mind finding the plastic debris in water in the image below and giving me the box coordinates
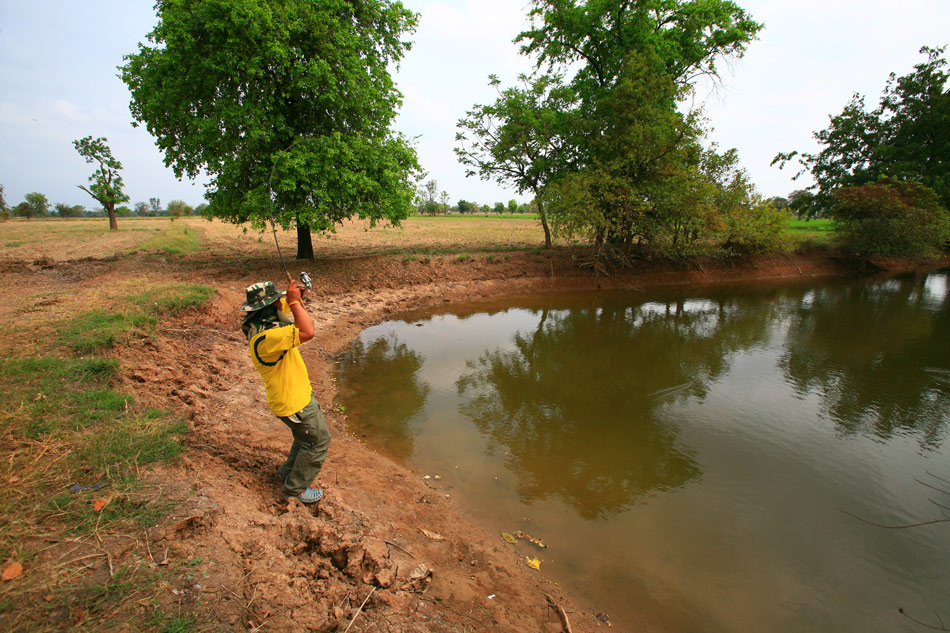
[514,530,548,549]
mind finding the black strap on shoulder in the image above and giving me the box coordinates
[253,333,287,367]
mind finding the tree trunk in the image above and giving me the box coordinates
[296,221,314,260]
[534,191,552,249]
[106,202,118,231]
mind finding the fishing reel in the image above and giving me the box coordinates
[299,271,313,292]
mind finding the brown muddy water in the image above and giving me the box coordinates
[336,270,950,633]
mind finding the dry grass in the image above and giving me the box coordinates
[0,215,554,263]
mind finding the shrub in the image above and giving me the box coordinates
[831,178,950,256]
[721,201,791,254]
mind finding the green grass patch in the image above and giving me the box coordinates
[60,284,213,352]
[456,254,471,262]
[139,223,203,254]
[785,218,836,246]
[0,353,188,548]
[61,310,156,352]
[128,283,215,315]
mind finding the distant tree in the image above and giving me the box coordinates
[786,189,821,220]
[55,202,85,217]
[116,205,133,217]
[774,46,950,213]
[134,201,150,216]
[767,196,789,210]
[507,199,519,214]
[195,202,209,216]
[480,204,491,213]
[167,199,194,218]
[22,192,50,218]
[439,190,451,214]
[148,197,162,216]
[14,202,33,218]
[0,184,7,219]
[416,179,441,215]
[493,202,505,214]
[457,199,475,214]
[121,0,420,259]
[73,136,129,230]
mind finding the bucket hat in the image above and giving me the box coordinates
[241,281,285,312]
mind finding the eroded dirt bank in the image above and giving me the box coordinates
[8,248,948,632]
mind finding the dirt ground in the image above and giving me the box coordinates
[2,217,946,632]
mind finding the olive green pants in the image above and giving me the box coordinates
[276,394,331,496]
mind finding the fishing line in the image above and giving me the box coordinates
[267,137,317,286]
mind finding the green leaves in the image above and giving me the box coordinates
[121,0,421,245]
[72,136,130,226]
[774,46,950,217]
[458,0,764,256]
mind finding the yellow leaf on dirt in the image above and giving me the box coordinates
[501,532,517,544]
[525,557,541,571]
[92,498,108,512]
[2,562,23,581]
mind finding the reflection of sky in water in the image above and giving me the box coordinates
[380,310,544,394]
[924,272,948,306]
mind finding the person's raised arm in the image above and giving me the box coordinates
[285,280,314,343]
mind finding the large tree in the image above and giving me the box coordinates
[121,0,420,259]
[773,46,949,217]
[73,136,130,230]
[456,73,577,248]
[456,0,763,256]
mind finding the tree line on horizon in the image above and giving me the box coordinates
[0,188,205,222]
[5,1,946,259]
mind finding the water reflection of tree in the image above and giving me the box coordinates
[455,295,780,519]
[781,273,950,448]
[336,334,429,461]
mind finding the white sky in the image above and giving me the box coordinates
[0,1,947,211]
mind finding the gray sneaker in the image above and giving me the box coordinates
[286,488,323,504]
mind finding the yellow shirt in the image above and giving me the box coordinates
[248,320,312,417]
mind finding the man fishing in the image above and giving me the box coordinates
[241,279,329,504]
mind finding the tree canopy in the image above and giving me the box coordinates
[774,46,949,218]
[121,0,420,258]
[73,136,129,230]
[22,192,50,218]
[457,0,771,258]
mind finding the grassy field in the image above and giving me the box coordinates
[785,218,836,247]
[1,214,840,264]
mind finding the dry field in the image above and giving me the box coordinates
[0,215,554,263]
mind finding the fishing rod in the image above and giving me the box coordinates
[267,138,314,292]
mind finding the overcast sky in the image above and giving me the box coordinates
[1,1,947,211]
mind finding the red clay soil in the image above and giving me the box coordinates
[6,248,948,632]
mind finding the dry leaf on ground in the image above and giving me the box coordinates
[92,498,108,512]
[420,528,444,541]
[2,562,24,581]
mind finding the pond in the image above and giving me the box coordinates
[335,271,950,633]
